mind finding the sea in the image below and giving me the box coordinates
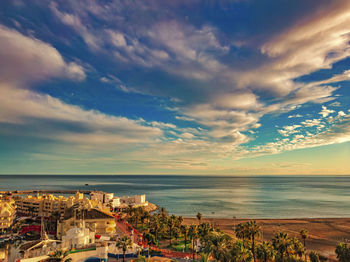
[1,175,350,219]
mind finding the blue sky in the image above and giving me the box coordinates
[0,0,350,175]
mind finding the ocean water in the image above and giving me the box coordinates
[1,175,350,219]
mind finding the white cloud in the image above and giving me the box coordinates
[278,125,301,137]
[301,119,321,127]
[288,114,303,118]
[338,111,346,117]
[319,106,335,117]
[0,25,85,84]
[0,24,163,149]
[329,101,341,107]
[50,2,101,50]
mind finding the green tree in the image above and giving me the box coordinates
[160,207,168,219]
[199,252,210,262]
[235,223,248,241]
[272,232,292,261]
[198,223,213,241]
[167,215,177,245]
[189,225,198,261]
[245,221,261,262]
[335,242,350,262]
[291,237,304,260]
[309,251,320,262]
[202,232,231,262]
[230,240,253,262]
[181,225,189,250]
[197,212,202,224]
[116,235,133,262]
[300,229,308,261]
[256,241,275,262]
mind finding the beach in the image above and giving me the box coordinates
[184,217,350,261]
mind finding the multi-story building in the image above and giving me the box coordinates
[119,194,147,207]
[15,192,101,219]
[0,198,16,232]
[57,207,116,239]
[90,191,147,209]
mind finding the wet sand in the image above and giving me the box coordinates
[184,217,350,261]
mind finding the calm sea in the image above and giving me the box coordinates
[1,175,350,219]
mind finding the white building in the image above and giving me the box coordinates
[62,222,95,249]
[90,191,114,205]
[120,194,147,207]
[90,191,147,209]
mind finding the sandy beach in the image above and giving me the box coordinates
[184,217,350,261]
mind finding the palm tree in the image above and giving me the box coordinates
[189,225,198,261]
[309,251,320,262]
[198,223,213,241]
[245,221,260,262]
[181,225,189,250]
[256,241,275,262]
[150,216,161,243]
[116,235,133,262]
[291,237,304,260]
[272,232,291,261]
[235,223,248,241]
[176,216,184,227]
[335,242,350,262]
[230,240,253,262]
[196,212,202,224]
[160,207,168,219]
[202,232,231,261]
[168,215,177,245]
[143,232,156,258]
[199,252,210,262]
[141,211,150,227]
[300,228,308,261]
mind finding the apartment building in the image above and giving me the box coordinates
[0,198,16,232]
[90,191,147,209]
[15,192,100,219]
[57,207,116,239]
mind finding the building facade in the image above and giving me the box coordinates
[15,192,100,219]
[0,198,16,232]
[57,208,116,239]
[90,191,147,209]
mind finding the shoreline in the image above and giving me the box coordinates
[183,217,350,261]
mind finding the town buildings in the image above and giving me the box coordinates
[57,207,116,239]
[90,191,147,209]
[0,197,16,232]
[15,192,102,219]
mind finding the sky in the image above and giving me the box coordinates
[0,0,350,175]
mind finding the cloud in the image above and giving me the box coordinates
[45,1,349,153]
[278,125,301,137]
[50,2,101,50]
[319,106,335,117]
[0,25,162,150]
[248,115,350,158]
[288,114,303,118]
[301,119,321,127]
[329,101,341,107]
[338,111,346,117]
[2,1,350,173]
[0,25,85,84]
